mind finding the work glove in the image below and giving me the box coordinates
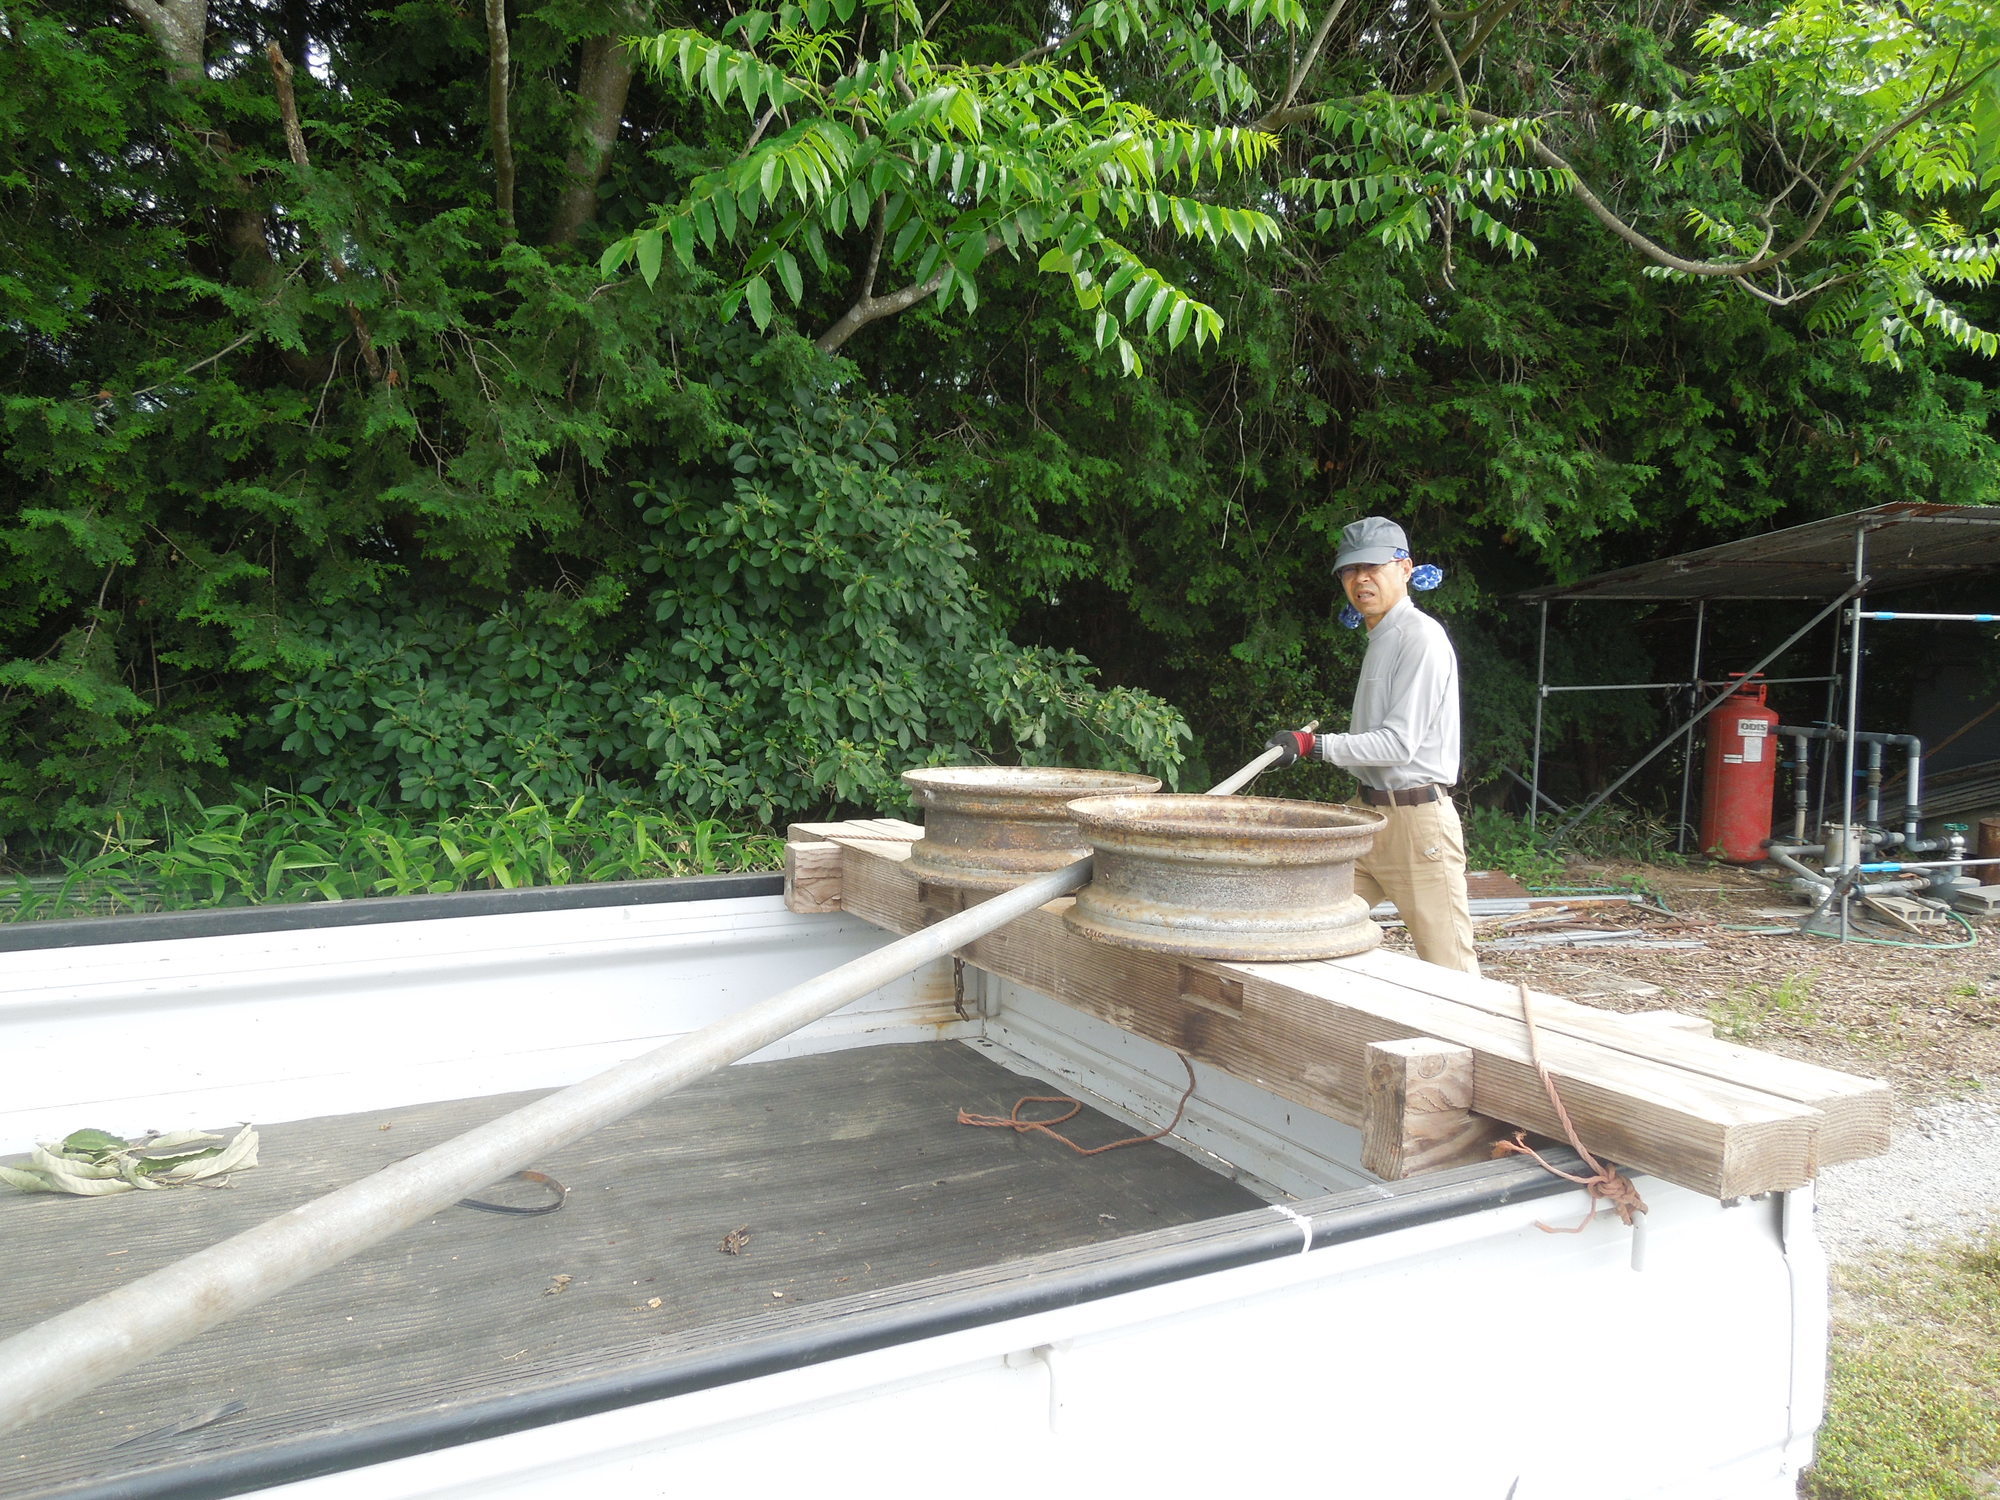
[1265,729,1315,768]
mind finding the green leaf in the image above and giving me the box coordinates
[776,249,804,304]
[668,215,696,271]
[60,1128,127,1156]
[636,228,665,288]
[744,275,775,329]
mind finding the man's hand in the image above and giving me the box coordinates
[1264,730,1314,768]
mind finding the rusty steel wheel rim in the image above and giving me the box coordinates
[901,766,1164,889]
[1061,793,1387,960]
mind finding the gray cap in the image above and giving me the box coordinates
[1333,516,1410,572]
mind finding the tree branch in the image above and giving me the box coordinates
[1426,0,1468,107]
[1257,0,1350,129]
[815,269,949,354]
[858,197,887,304]
[1462,57,1997,282]
[741,103,782,157]
[1449,0,1525,82]
[815,218,1001,356]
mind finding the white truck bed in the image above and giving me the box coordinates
[0,875,1826,1500]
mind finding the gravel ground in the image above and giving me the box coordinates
[1814,1095,2000,1260]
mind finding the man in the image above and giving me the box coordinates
[1265,516,1479,975]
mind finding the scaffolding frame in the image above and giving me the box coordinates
[1522,506,2000,873]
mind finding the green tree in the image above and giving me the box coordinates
[0,0,1192,843]
[4,0,1998,857]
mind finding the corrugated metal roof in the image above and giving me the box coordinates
[1521,502,2000,601]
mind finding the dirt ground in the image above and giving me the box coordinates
[1393,860,2000,1104]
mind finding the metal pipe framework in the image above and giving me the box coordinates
[1547,583,1867,845]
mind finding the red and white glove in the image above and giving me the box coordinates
[1264,729,1315,768]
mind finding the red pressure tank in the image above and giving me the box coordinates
[1698,675,1780,862]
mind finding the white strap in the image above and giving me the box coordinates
[1269,1202,1314,1253]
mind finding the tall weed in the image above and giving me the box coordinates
[2,790,784,922]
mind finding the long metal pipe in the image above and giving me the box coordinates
[1540,675,1833,694]
[1676,599,1707,856]
[1530,599,1548,832]
[1854,611,2000,623]
[1765,841,1927,899]
[1855,855,2000,873]
[1787,732,1812,841]
[1840,533,1867,939]
[1777,724,1924,850]
[0,746,1289,1435]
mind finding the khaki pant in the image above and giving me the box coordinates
[1347,796,1481,975]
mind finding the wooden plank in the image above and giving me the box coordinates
[1335,950,1891,1167]
[1360,1039,1510,1180]
[833,842,1829,1200]
[783,841,843,914]
[1623,1010,1714,1035]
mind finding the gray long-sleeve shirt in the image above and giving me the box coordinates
[1313,598,1460,791]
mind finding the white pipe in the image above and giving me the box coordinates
[1854,855,2000,872]
[1842,540,1866,939]
[0,750,1278,1434]
[1206,720,1315,797]
[1854,611,2000,622]
[1530,600,1547,832]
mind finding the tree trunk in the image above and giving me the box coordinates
[486,0,517,237]
[117,0,205,83]
[546,30,637,249]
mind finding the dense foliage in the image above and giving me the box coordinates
[3,0,1997,856]
[3,788,784,918]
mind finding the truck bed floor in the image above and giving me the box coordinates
[3,1040,1260,1497]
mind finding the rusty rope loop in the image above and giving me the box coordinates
[1492,982,1649,1232]
[958,1054,1199,1157]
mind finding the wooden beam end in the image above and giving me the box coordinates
[1362,1037,1511,1181]
[784,840,844,914]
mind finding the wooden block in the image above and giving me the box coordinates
[783,841,843,914]
[1255,957,1822,1199]
[1361,1038,1511,1181]
[1335,949,1891,1168]
[830,840,1841,1200]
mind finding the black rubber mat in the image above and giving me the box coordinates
[2,1041,1260,1497]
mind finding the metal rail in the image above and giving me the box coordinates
[1854,611,2000,623]
[0,749,1289,1434]
[1539,675,1834,695]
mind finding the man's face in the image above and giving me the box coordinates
[1338,557,1414,627]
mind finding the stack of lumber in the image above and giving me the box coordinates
[785,820,1891,1201]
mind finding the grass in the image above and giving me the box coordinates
[1463,803,1688,888]
[1,789,785,921]
[1708,971,1820,1041]
[1806,1237,2000,1499]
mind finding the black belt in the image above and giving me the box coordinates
[1360,784,1443,807]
